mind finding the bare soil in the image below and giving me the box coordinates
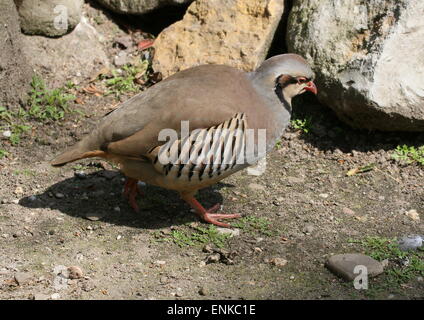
[0,2,423,300]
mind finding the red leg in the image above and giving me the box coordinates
[181,194,240,228]
[123,178,143,212]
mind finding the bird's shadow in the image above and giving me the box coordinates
[19,170,233,230]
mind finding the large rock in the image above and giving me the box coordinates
[94,0,193,15]
[0,0,33,110]
[153,0,285,78]
[287,0,424,131]
[21,16,110,87]
[16,0,83,37]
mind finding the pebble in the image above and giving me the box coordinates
[33,293,50,300]
[14,272,31,285]
[325,253,384,281]
[206,254,221,264]
[268,257,288,267]
[153,260,166,266]
[199,287,208,296]
[303,225,314,234]
[405,209,420,221]
[74,171,87,179]
[398,235,423,251]
[2,130,11,137]
[319,193,329,199]
[68,266,83,279]
[116,235,122,240]
[216,227,240,237]
[14,186,23,195]
[54,193,65,199]
[342,207,355,215]
[51,293,60,300]
[113,206,121,213]
[85,212,105,221]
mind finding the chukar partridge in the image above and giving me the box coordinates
[51,54,317,227]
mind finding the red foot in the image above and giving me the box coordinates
[182,196,240,228]
[123,178,143,212]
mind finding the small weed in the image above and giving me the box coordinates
[290,116,312,133]
[275,139,282,150]
[233,216,275,236]
[349,236,423,292]
[13,169,36,176]
[158,225,231,248]
[27,75,76,122]
[9,124,31,146]
[104,61,149,98]
[0,149,9,159]
[391,145,424,166]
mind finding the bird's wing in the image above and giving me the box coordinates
[51,65,264,166]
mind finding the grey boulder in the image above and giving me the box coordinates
[287,0,424,131]
[16,0,83,37]
[326,253,384,281]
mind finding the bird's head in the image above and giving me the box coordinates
[252,54,317,103]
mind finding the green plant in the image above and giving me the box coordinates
[290,116,312,133]
[27,75,76,121]
[104,61,149,98]
[157,224,232,248]
[0,149,9,159]
[349,236,423,286]
[233,216,275,236]
[9,124,31,145]
[392,145,424,166]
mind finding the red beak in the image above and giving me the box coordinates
[304,81,317,95]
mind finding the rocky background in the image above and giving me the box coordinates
[2,0,424,131]
[0,0,423,300]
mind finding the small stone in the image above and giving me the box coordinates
[206,254,220,264]
[342,207,355,215]
[116,235,122,240]
[198,261,206,268]
[153,260,166,266]
[68,266,83,279]
[398,235,423,251]
[326,253,384,281]
[55,193,65,199]
[405,209,420,221]
[216,227,240,237]
[14,272,31,285]
[74,171,87,179]
[14,186,24,195]
[268,257,288,267]
[198,287,208,296]
[289,275,295,280]
[113,206,121,213]
[303,225,314,234]
[85,212,105,221]
[319,193,329,199]
[51,293,60,300]
[253,247,263,253]
[33,293,50,300]
[3,130,11,137]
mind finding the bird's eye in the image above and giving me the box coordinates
[297,77,308,84]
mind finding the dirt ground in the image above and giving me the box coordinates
[0,3,423,300]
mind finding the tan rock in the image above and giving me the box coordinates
[153,0,285,78]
